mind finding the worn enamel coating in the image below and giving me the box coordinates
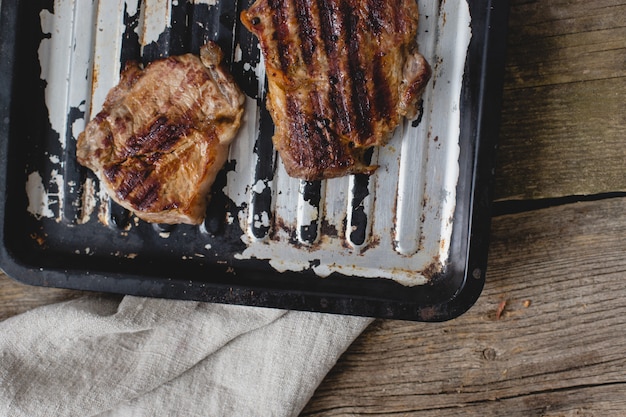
[29,0,471,286]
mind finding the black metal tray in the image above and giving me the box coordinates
[0,0,508,321]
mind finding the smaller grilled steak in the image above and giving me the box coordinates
[241,0,431,180]
[77,42,245,225]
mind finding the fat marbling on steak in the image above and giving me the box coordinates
[241,0,431,180]
[77,42,245,225]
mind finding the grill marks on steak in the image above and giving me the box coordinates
[77,42,245,225]
[242,0,431,180]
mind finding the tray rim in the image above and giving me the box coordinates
[0,0,509,322]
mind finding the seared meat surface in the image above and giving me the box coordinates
[77,42,245,225]
[241,0,431,180]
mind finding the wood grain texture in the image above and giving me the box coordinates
[0,270,95,321]
[494,0,626,200]
[300,2,626,412]
[302,196,626,416]
[1,0,625,415]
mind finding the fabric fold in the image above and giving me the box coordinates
[0,295,372,417]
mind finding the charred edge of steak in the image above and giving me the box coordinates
[243,0,410,139]
[366,0,387,34]
[283,92,375,180]
[303,0,404,141]
[267,0,293,73]
[372,52,393,122]
[122,116,193,158]
[343,1,373,143]
[242,0,428,180]
[293,0,317,66]
[103,158,158,209]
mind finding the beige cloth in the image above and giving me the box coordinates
[0,296,372,417]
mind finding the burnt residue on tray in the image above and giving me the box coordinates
[0,0,508,321]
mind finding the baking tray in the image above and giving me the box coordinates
[0,0,508,321]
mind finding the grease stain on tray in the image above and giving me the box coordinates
[30,0,471,287]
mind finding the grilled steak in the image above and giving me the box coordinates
[241,0,431,180]
[77,42,245,225]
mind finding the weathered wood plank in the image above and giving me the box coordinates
[304,384,626,417]
[302,196,626,416]
[0,271,96,321]
[1,1,624,416]
[496,77,626,200]
[494,0,626,200]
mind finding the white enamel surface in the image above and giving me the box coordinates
[34,0,472,286]
[26,171,55,219]
[140,0,172,50]
[233,0,472,285]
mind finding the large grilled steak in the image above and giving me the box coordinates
[77,42,245,225]
[241,0,431,180]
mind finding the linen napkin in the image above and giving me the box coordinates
[0,295,372,417]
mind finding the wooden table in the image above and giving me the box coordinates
[2,0,625,415]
